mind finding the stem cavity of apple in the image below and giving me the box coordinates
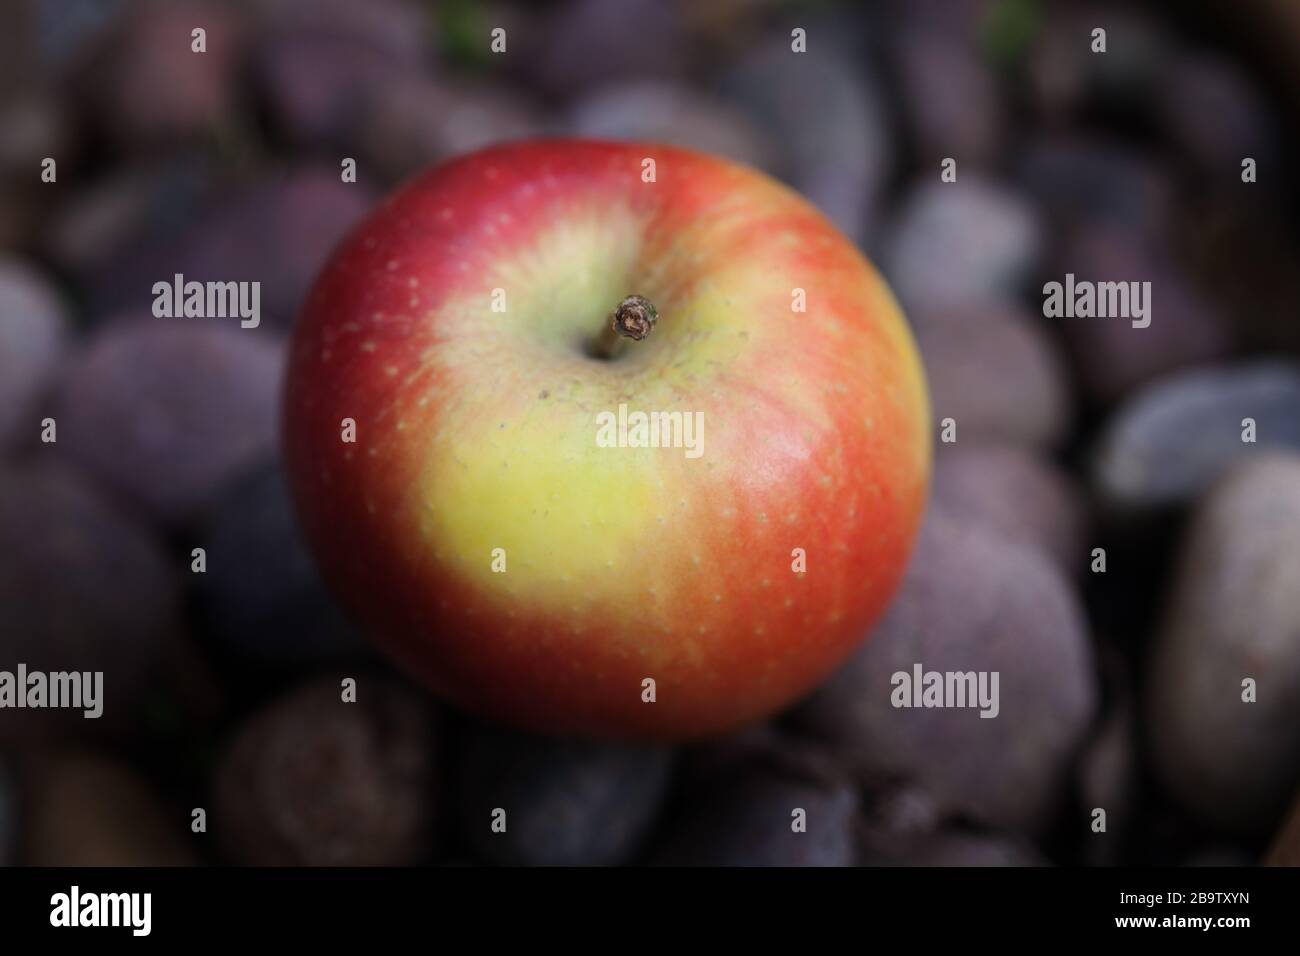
[588,294,659,361]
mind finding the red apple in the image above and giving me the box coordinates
[282,140,930,739]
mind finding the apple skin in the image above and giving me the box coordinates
[283,140,930,740]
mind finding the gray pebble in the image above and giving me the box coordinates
[455,722,672,866]
[1092,361,1300,514]
[1050,221,1232,404]
[0,257,69,450]
[90,167,375,328]
[74,1,242,147]
[796,507,1098,833]
[528,0,686,100]
[718,35,891,245]
[358,75,548,184]
[0,462,180,747]
[932,443,1087,574]
[54,318,284,526]
[1147,454,1300,834]
[201,460,370,667]
[912,303,1073,448]
[884,177,1042,311]
[567,81,776,172]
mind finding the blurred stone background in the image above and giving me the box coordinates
[1,0,1299,867]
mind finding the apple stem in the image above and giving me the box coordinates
[588,294,659,360]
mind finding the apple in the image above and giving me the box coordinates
[282,140,930,740]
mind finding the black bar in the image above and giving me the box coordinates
[0,866,1286,942]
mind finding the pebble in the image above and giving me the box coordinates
[453,722,672,866]
[1147,454,1300,834]
[215,677,436,865]
[0,461,180,747]
[1091,361,1300,515]
[73,0,242,148]
[88,167,375,329]
[567,81,775,172]
[911,302,1073,448]
[528,0,686,100]
[0,257,69,451]
[254,30,407,150]
[796,507,1098,833]
[883,177,1043,310]
[53,318,284,527]
[1050,220,1232,405]
[357,75,547,184]
[43,158,214,282]
[931,443,1087,574]
[200,461,370,667]
[718,35,891,245]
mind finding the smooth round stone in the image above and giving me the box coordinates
[200,460,370,667]
[43,160,213,282]
[883,177,1043,311]
[0,462,180,747]
[1147,454,1300,834]
[1092,361,1300,515]
[527,0,686,100]
[246,0,429,65]
[567,81,775,173]
[254,30,407,149]
[453,722,672,866]
[912,303,1073,448]
[796,507,1098,833]
[86,167,376,329]
[20,752,196,865]
[1050,221,1232,405]
[53,319,284,526]
[932,443,1087,574]
[718,35,891,245]
[74,0,242,147]
[0,257,69,450]
[357,75,548,184]
[215,676,436,865]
